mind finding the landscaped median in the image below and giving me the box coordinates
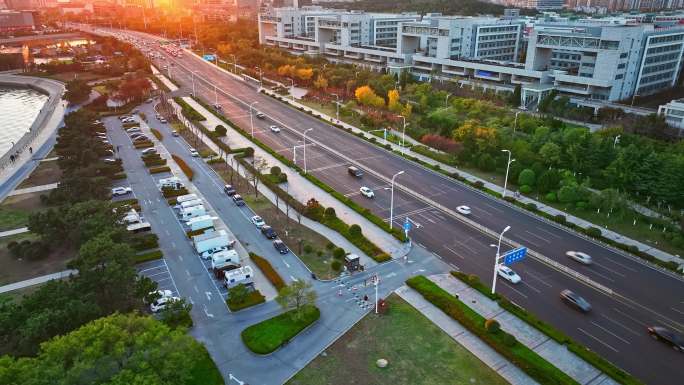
[450,271,644,385]
[406,275,579,385]
[241,305,320,354]
[250,252,285,290]
[171,154,195,180]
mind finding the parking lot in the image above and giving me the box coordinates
[136,258,180,297]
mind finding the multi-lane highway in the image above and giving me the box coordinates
[104,28,684,384]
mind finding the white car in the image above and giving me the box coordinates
[251,215,265,228]
[497,265,521,284]
[456,205,472,215]
[148,289,173,302]
[159,118,167,123]
[269,125,281,133]
[150,296,180,313]
[200,246,229,260]
[111,187,132,196]
[566,251,593,265]
[189,148,199,157]
[359,186,374,198]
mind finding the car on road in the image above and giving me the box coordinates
[200,246,229,260]
[647,326,684,352]
[251,215,265,228]
[232,194,245,206]
[172,130,179,137]
[255,112,265,119]
[260,225,277,239]
[213,104,222,110]
[348,166,363,178]
[189,148,199,157]
[560,289,592,312]
[566,251,592,265]
[112,187,132,196]
[456,205,471,215]
[273,239,289,254]
[223,184,236,196]
[159,118,167,123]
[269,125,281,133]
[497,265,521,284]
[150,295,181,313]
[359,186,374,198]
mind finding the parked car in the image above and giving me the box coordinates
[112,187,132,196]
[118,115,132,121]
[130,133,146,139]
[497,265,521,284]
[200,246,229,260]
[260,225,277,239]
[150,296,180,313]
[456,205,471,215]
[223,184,236,196]
[269,125,281,133]
[251,215,265,228]
[232,194,245,206]
[647,326,684,352]
[213,103,222,110]
[159,118,167,123]
[147,289,173,303]
[141,148,157,155]
[566,251,593,265]
[189,148,199,157]
[273,239,289,254]
[103,158,120,164]
[359,186,374,198]
[133,136,150,143]
[560,289,592,312]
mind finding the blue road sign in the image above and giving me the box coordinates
[403,217,412,232]
[503,247,527,265]
[203,54,216,61]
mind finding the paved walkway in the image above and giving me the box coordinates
[176,97,407,260]
[0,269,77,294]
[265,90,683,266]
[425,273,619,385]
[9,182,58,196]
[151,65,179,92]
[0,227,29,238]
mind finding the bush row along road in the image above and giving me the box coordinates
[98,27,684,384]
[106,101,441,384]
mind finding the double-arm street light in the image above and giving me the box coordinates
[255,66,263,87]
[331,93,340,121]
[303,128,314,174]
[490,225,511,295]
[249,101,259,137]
[389,170,405,229]
[190,70,199,96]
[501,149,515,198]
[397,115,408,153]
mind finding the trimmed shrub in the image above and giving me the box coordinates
[586,227,602,238]
[517,168,536,187]
[519,185,533,194]
[215,124,227,136]
[149,166,171,174]
[331,260,342,271]
[270,166,281,177]
[303,244,313,254]
[485,319,501,333]
[545,192,557,202]
[151,128,163,140]
[333,247,345,259]
[525,202,537,211]
[134,250,163,263]
[554,214,567,224]
[348,224,362,238]
[250,252,285,290]
[324,207,336,219]
[129,233,159,251]
[112,172,127,180]
[172,154,194,180]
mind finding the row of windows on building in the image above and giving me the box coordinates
[646,43,682,55]
[479,33,518,41]
[642,61,677,74]
[478,41,517,49]
[478,26,520,34]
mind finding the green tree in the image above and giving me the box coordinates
[215,124,227,136]
[0,314,206,385]
[539,142,562,167]
[63,79,92,104]
[227,283,250,305]
[517,168,536,187]
[276,280,317,320]
[159,298,193,329]
[537,169,561,194]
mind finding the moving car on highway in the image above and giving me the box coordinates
[456,205,471,215]
[560,289,592,312]
[497,265,521,284]
[270,125,281,133]
[566,251,593,265]
[647,326,684,352]
[359,186,374,198]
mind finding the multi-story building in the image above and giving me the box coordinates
[0,9,35,32]
[259,7,684,105]
[657,98,684,135]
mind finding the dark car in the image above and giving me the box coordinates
[261,225,277,239]
[560,289,591,312]
[648,326,684,352]
[232,194,245,206]
[224,184,236,196]
[348,166,363,178]
[273,239,288,254]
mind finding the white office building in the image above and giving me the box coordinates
[258,7,684,106]
[658,99,684,134]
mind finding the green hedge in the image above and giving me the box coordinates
[161,187,189,198]
[227,290,266,312]
[241,305,320,354]
[250,252,285,290]
[174,97,206,121]
[151,128,163,140]
[449,272,644,385]
[112,198,139,208]
[111,172,127,180]
[144,158,167,167]
[149,165,171,174]
[407,275,578,385]
[134,141,154,149]
[134,249,163,264]
[129,233,159,251]
[186,228,211,238]
[172,154,194,180]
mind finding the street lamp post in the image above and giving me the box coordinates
[491,225,511,295]
[303,128,314,174]
[214,85,218,106]
[230,54,237,73]
[255,66,263,87]
[288,78,295,99]
[613,134,621,148]
[501,149,515,199]
[445,93,451,107]
[513,111,521,132]
[331,93,340,121]
[190,70,199,96]
[389,170,405,229]
[398,115,408,153]
[249,101,259,137]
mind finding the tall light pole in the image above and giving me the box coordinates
[389,170,405,229]
[513,111,521,132]
[303,128,314,174]
[331,93,340,121]
[288,78,295,99]
[398,115,407,153]
[249,101,259,137]
[255,66,263,87]
[214,85,218,106]
[445,93,451,107]
[501,149,515,199]
[191,70,199,96]
[613,134,621,148]
[230,54,237,73]
[490,225,511,295]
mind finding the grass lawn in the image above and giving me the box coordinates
[16,159,62,189]
[227,289,266,312]
[0,232,74,286]
[188,345,224,385]
[242,305,320,354]
[288,294,509,385]
[210,162,343,279]
[0,191,51,231]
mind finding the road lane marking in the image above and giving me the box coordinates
[524,230,551,244]
[592,261,627,278]
[178,255,183,261]
[516,234,541,247]
[203,304,214,318]
[599,314,641,337]
[599,256,638,273]
[535,226,563,239]
[611,308,649,327]
[185,269,191,277]
[578,327,619,353]
[523,271,553,288]
[521,281,541,294]
[590,321,631,344]
[205,291,213,301]
[501,281,529,298]
[290,275,298,282]
[443,245,465,260]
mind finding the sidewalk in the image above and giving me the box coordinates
[0,227,29,238]
[0,269,77,294]
[177,97,407,260]
[8,182,58,196]
[426,273,619,385]
[264,90,683,266]
[150,65,179,92]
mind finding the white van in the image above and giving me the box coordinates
[177,199,203,211]
[174,194,198,205]
[180,205,206,221]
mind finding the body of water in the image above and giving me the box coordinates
[0,86,49,159]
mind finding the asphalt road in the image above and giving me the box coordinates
[95,29,684,384]
[106,101,443,384]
